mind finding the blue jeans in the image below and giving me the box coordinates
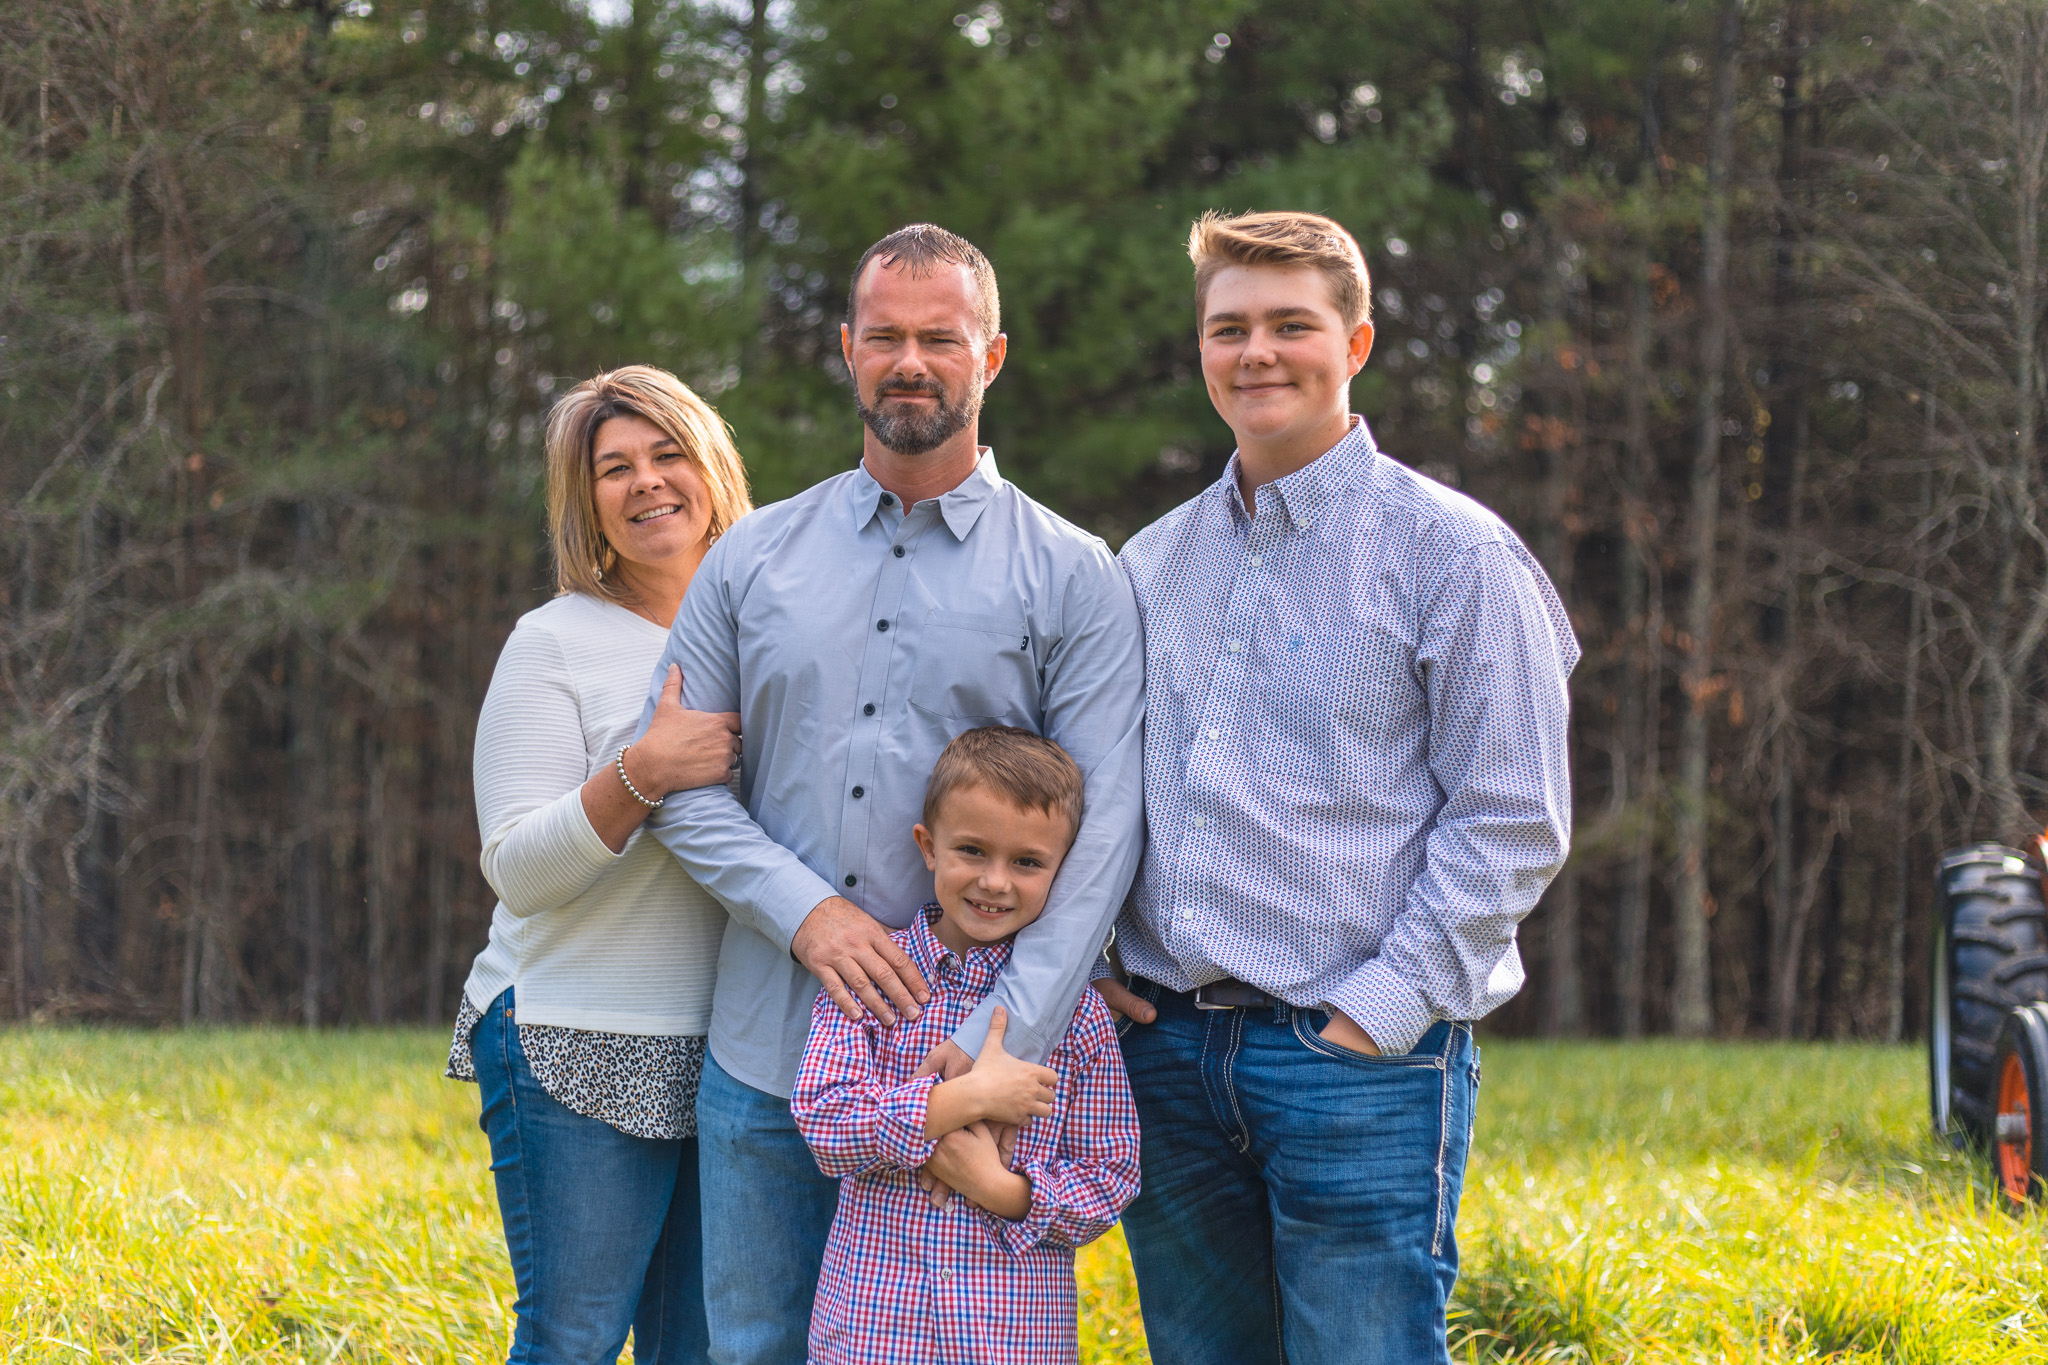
[694,1050,839,1365]
[472,989,709,1365]
[1117,982,1477,1365]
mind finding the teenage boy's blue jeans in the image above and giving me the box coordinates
[693,1051,839,1365]
[472,989,708,1365]
[1116,982,1478,1365]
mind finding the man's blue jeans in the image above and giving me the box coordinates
[694,1050,839,1365]
[1117,983,1477,1365]
[472,989,709,1365]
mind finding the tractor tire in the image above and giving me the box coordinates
[1934,844,2048,1144]
[1991,1003,2048,1208]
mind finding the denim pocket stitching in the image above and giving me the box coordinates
[1220,1010,1252,1153]
[1289,1011,1443,1067]
[1430,1025,1461,1257]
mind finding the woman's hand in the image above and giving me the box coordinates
[622,664,741,798]
[582,665,739,852]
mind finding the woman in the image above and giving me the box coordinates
[446,365,751,1364]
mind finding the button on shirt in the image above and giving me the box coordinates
[791,908,1141,1365]
[1115,418,1579,1056]
[642,451,1146,1097]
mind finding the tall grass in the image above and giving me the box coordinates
[0,1032,2039,1361]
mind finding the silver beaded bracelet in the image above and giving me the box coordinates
[615,746,663,809]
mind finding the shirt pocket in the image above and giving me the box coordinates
[1253,619,1414,778]
[908,610,1039,725]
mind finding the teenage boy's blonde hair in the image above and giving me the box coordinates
[544,365,752,607]
[923,726,1084,834]
[1188,210,1372,330]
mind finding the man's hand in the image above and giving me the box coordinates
[1093,977,1156,1024]
[1319,1008,1381,1056]
[792,897,929,1025]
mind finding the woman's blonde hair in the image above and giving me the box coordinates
[544,365,752,605]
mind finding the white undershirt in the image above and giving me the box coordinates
[459,591,724,1034]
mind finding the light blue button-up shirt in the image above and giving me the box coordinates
[1116,418,1579,1055]
[641,451,1146,1097]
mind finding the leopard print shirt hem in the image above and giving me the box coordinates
[446,992,705,1142]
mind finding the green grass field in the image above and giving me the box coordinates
[0,1031,2041,1363]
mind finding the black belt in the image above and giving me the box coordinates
[1191,977,1282,1011]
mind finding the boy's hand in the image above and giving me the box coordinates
[956,1008,1056,1126]
[915,1123,1017,1210]
[925,1121,1030,1221]
[912,1039,972,1081]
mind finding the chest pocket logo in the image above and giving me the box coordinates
[1254,620,1415,777]
[908,610,1038,725]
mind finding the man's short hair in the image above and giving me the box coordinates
[923,726,1084,834]
[1188,210,1372,330]
[847,223,1002,344]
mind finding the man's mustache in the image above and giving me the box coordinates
[875,378,946,399]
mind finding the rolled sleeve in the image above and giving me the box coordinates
[478,787,623,918]
[977,1155,1066,1255]
[872,1074,942,1170]
[1324,957,1437,1058]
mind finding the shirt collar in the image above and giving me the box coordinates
[906,903,1014,987]
[1219,415,1377,531]
[846,449,1003,541]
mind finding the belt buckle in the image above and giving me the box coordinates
[1193,984,1231,1011]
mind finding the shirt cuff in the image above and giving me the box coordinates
[1088,950,1115,982]
[484,787,624,917]
[976,1155,1059,1255]
[756,862,843,956]
[874,1074,942,1170]
[1326,957,1437,1058]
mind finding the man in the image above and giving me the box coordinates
[639,224,1144,1365]
[1100,210,1578,1363]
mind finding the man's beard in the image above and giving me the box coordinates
[854,375,981,456]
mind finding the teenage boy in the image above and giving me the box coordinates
[791,726,1141,1365]
[1100,211,1579,1364]
[638,224,1144,1365]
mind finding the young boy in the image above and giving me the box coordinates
[791,726,1141,1365]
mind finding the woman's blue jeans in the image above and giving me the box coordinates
[472,988,709,1365]
[1116,982,1477,1365]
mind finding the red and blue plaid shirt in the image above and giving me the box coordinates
[791,906,1141,1365]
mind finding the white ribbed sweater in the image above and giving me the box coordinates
[459,592,724,1035]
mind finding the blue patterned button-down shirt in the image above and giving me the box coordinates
[1115,418,1578,1056]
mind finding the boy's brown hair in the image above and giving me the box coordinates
[1187,210,1372,330]
[923,726,1084,834]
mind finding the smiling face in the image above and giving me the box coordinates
[913,782,1076,955]
[1199,263,1374,457]
[842,260,1005,457]
[589,412,715,580]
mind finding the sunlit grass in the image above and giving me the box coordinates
[0,1032,2041,1361]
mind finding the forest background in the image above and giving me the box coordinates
[3,0,2045,1042]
